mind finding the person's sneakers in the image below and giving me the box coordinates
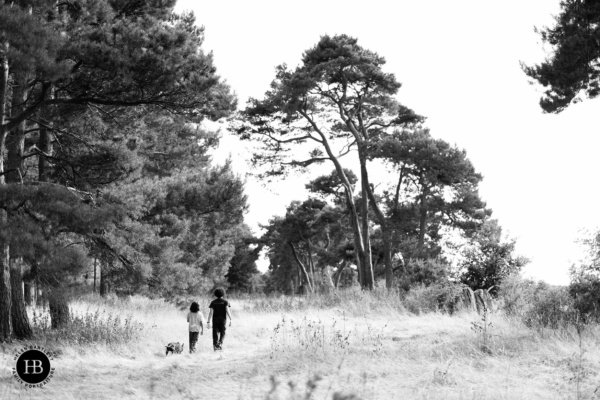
[213,343,222,351]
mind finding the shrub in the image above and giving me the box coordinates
[397,258,448,292]
[498,274,536,317]
[402,282,466,314]
[522,283,577,330]
[499,276,591,330]
[569,274,600,322]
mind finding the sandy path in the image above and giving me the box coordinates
[1,317,284,400]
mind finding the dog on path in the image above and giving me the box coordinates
[165,342,184,355]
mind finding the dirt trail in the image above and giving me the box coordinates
[1,325,280,399]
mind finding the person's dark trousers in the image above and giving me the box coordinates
[212,318,226,349]
[189,331,199,353]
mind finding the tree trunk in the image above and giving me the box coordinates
[93,257,97,293]
[288,242,313,293]
[35,281,41,306]
[10,260,32,339]
[0,238,11,341]
[360,155,396,290]
[322,100,374,290]
[100,263,110,297]
[48,290,69,329]
[333,261,347,288]
[289,276,296,296]
[359,160,374,289]
[6,73,28,183]
[382,229,394,290]
[296,258,302,293]
[34,86,52,319]
[306,239,316,288]
[100,277,108,297]
[346,194,363,286]
[6,74,33,339]
[302,119,367,288]
[0,40,12,342]
[323,266,335,289]
[23,280,33,306]
[346,198,366,288]
[417,185,429,256]
[38,83,53,182]
[36,283,46,309]
[23,281,32,306]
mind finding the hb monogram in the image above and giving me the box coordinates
[23,360,44,374]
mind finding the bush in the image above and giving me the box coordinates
[397,258,448,292]
[498,275,600,331]
[523,283,576,329]
[569,274,600,322]
[498,274,536,317]
[402,282,466,314]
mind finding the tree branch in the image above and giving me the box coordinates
[393,165,405,215]
[282,157,329,167]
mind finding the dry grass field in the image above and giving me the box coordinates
[1,289,600,399]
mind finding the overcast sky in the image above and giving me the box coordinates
[176,0,600,285]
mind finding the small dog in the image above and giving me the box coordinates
[165,342,184,355]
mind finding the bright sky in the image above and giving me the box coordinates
[176,0,600,285]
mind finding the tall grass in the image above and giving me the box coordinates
[24,293,178,353]
[3,283,600,399]
[237,282,469,317]
[31,308,144,347]
[268,314,386,359]
[237,285,407,315]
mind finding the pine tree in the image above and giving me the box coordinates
[237,35,423,289]
[522,0,600,113]
[373,129,490,259]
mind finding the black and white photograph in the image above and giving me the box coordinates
[1,0,600,398]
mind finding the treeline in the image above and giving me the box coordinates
[238,35,527,295]
[257,133,527,295]
[0,0,258,342]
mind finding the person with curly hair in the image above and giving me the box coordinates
[207,288,232,351]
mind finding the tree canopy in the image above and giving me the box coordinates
[0,0,245,341]
[523,0,600,113]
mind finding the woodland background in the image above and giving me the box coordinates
[0,0,599,351]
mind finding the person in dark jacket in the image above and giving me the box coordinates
[207,288,232,351]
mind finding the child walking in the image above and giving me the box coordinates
[187,301,204,353]
[207,288,232,351]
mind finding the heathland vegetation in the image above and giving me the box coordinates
[1,1,600,399]
[3,280,600,399]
